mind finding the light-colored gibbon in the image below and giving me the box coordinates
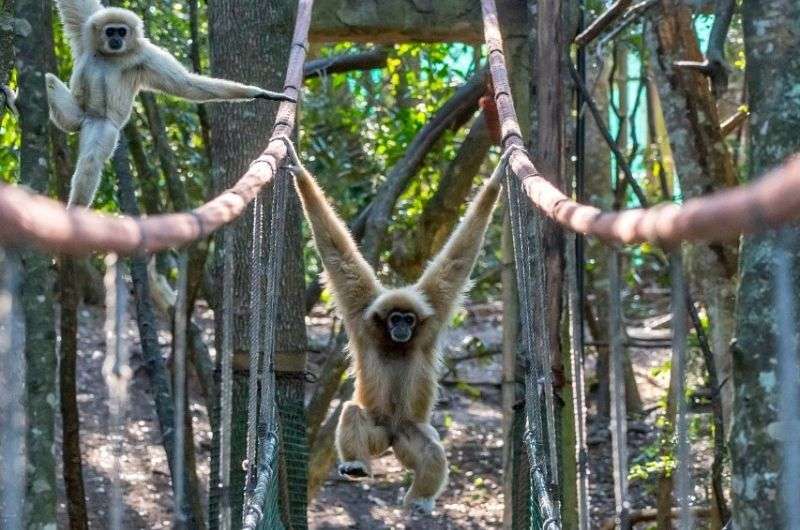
[49,0,295,207]
[280,136,515,513]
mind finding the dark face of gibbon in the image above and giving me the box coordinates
[376,310,418,346]
[98,23,132,55]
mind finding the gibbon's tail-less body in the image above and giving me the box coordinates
[49,0,295,207]
[280,137,515,513]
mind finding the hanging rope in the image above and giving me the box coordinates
[101,254,132,530]
[218,226,236,530]
[670,250,693,529]
[566,232,590,530]
[608,249,629,528]
[172,252,189,529]
[774,229,800,530]
[0,249,24,530]
[245,194,265,500]
[504,155,561,527]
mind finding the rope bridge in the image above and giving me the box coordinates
[3,0,800,528]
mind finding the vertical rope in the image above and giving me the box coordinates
[0,249,25,530]
[504,160,560,527]
[102,254,131,530]
[670,250,693,529]
[566,233,590,530]
[261,167,288,447]
[608,248,629,528]
[173,252,189,529]
[245,194,265,499]
[219,227,235,530]
[775,231,800,530]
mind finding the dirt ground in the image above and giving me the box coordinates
[55,295,715,529]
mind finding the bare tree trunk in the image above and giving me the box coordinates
[208,2,307,526]
[14,0,58,526]
[730,2,800,527]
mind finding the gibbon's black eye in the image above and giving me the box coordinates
[105,27,116,37]
[404,314,416,326]
[389,313,403,326]
[117,27,127,37]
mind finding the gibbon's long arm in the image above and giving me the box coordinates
[55,0,102,57]
[280,137,382,319]
[416,147,517,321]
[139,45,295,103]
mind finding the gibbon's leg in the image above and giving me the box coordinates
[68,118,120,207]
[335,401,391,478]
[45,73,83,133]
[392,422,448,513]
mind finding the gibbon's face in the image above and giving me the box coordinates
[383,310,418,345]
[98,23,132,54]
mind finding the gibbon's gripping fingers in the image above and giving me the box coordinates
[275,135,304,173]
[56,0,103,56]
[45,74,83,132]
[68,119,120,207]
[253,90,297,104]
[393,423,448,512]
[1,85,17,117]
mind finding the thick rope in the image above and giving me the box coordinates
[670,250,693,529]
[101,254,132,530]
[173,252,189,529]
[0,249,24,530]
[608,249,629,527]
[218,227,235,530]
[775,230,800,529]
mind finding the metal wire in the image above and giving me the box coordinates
[670,250,693,530]
[0,249,24,530]
[608,248,629,528]
[774,231,800,530]
[102,254,131,530]
[219,226,235,530]
[173,252,189,529]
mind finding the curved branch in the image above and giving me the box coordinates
[303,46,389,79]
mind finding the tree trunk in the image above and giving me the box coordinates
[730,2,800,527]
[14,0,58,526]
[207,1,307,527]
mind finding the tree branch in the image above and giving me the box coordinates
[360,68,486,264]
[304,47,390,79]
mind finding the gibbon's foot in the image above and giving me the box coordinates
[338,460,370,479]
[254,90,297,104]
[405,496,435,515]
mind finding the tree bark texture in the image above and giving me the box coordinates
[731,2,800,527]
[208,1,308,527]
[14,0,58,526]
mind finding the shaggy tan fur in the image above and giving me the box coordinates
[283,137,514,512]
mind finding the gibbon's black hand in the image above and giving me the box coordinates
[254,90,297,103]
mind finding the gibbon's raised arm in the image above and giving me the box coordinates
[280,137,381,319]
[416,147,516,321]
[139,45,294,103]
[56,0,103,57]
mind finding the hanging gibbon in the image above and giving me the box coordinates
[48,0,295,207]
[280,136,515,513]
